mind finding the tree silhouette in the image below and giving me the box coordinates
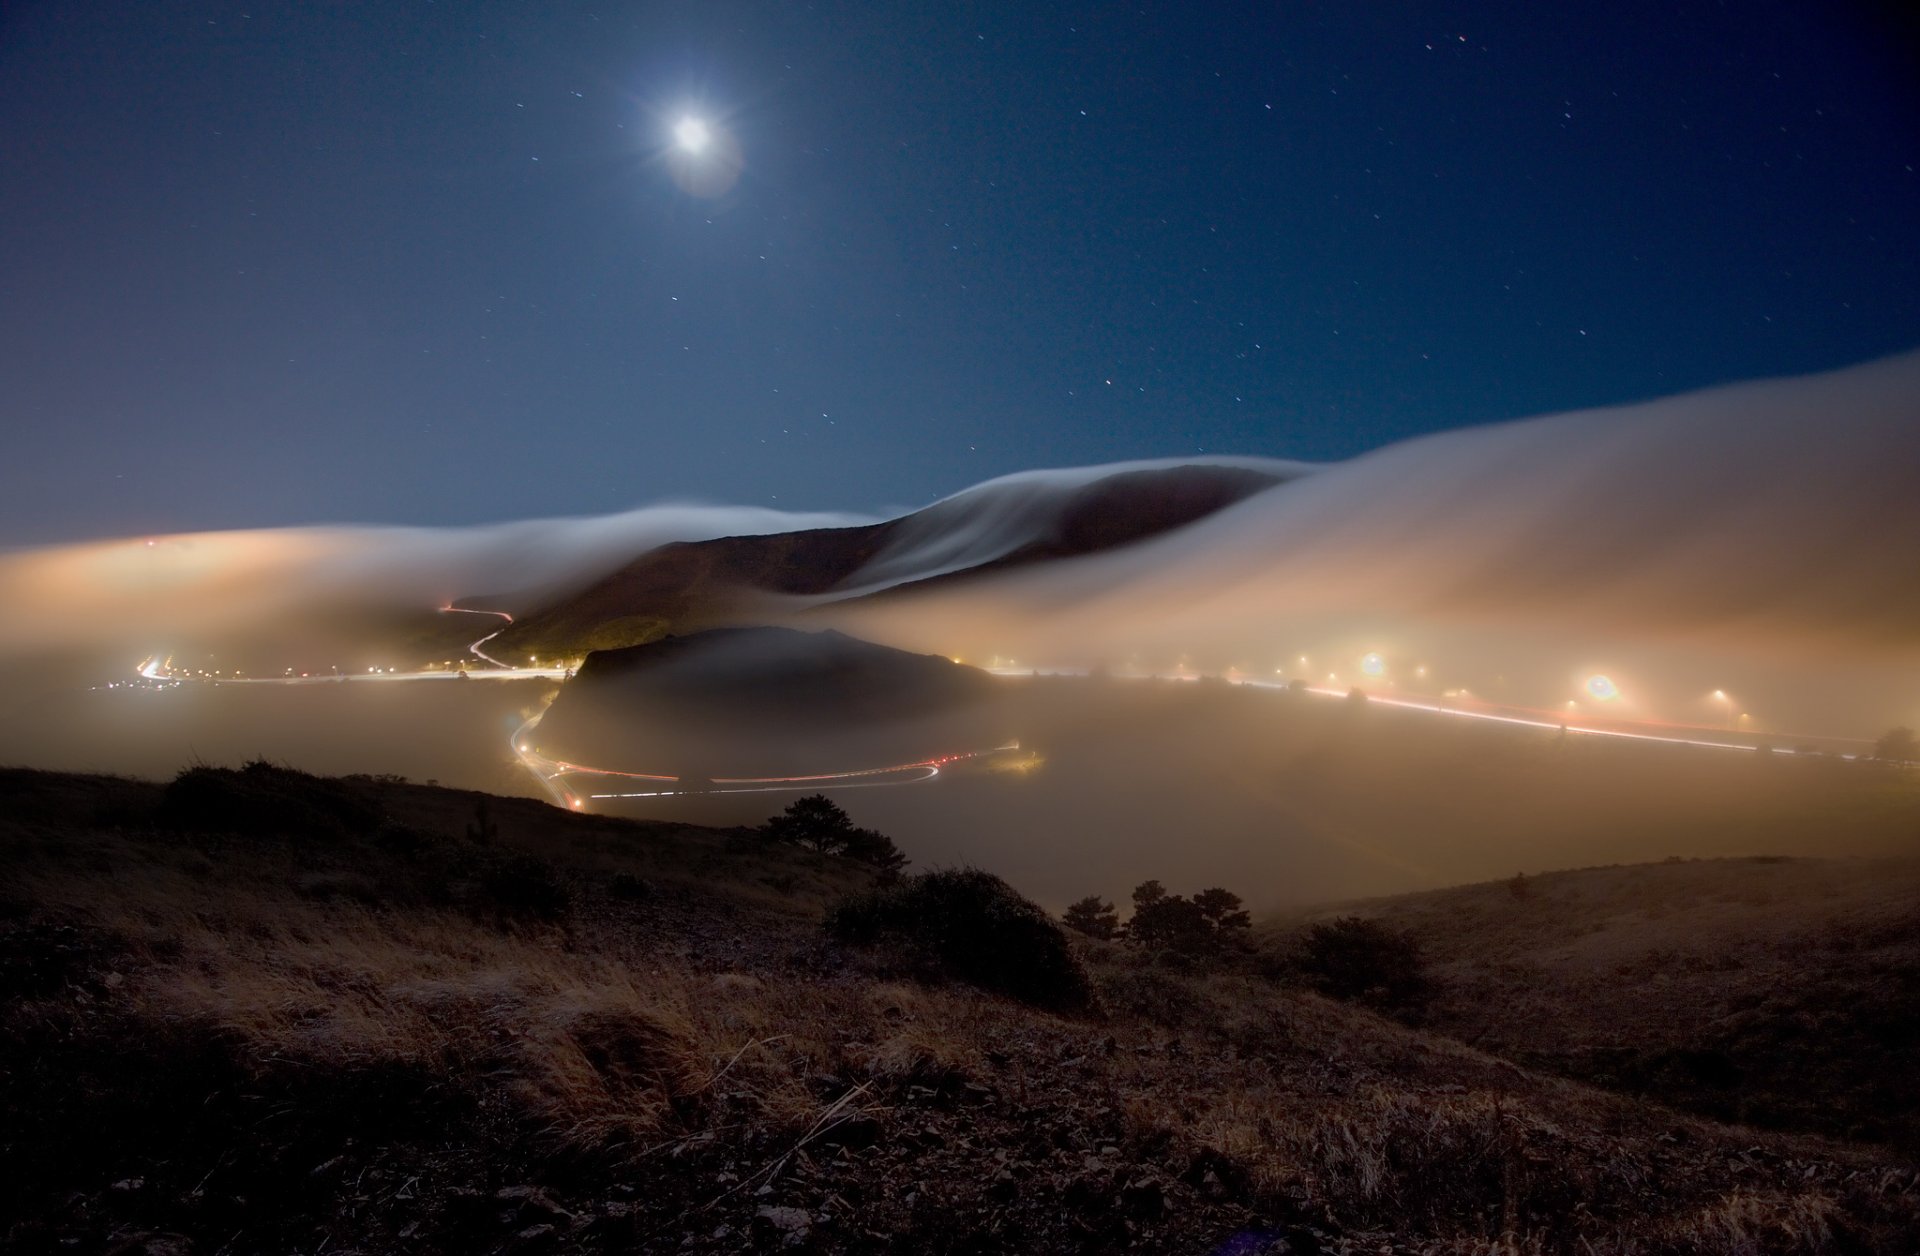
[763,794,907,873]
[1131,880,1168,911]
[841,825,908,876]
[1127,891,1210,949]
[1119,881,1254,952]
[1061,895,1119,940]
[764,794,856,853]
[1193,887,1251,932]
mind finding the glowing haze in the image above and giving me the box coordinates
[0,355,1916,741]
[815,354,1920,736]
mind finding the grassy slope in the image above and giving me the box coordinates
[3,766,1917,1255]
[1267,855,1920,1152]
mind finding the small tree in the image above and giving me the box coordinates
[1873,726,1918,763]
[764,795,906,873]
[842,826,908,876]
[764,794,857,854]
[1124,881,1247,953]
[1062,895,1120,940]
[1193,887,1251,933]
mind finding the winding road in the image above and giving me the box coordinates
[130,608,1885,814]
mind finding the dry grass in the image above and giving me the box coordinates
[1261,855,1920,1151]
[5,766,1918,1254]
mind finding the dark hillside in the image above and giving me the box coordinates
[3,766,1918,1252]
[1265,856,1920,1152]
[537,627,1009,778]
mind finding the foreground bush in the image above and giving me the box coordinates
[1292,916,1431,1011]
[159,760,381,841]
[827,868,1094,1013]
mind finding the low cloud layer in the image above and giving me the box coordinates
[813,353,1920,737]
[1,354,1915,741]
[0,504,872,658]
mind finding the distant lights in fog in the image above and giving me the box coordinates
[1586,674,1620,701]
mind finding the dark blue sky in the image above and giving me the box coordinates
[3,1,1916,543]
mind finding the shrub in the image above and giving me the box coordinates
[159,760,381,841]
[475,853,569,921]
[608,871,654,901]
[1294,916,1430,1011]
[827,868,1095,1013]
[1098,967,1206,1029]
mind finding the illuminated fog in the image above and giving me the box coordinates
[0,355,1915,904]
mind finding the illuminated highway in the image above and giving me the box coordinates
[985,665,1875,760]
[134,656,570,685]
[125,616,1893,817]
[504,708,1022,808]
[131,605,570,685]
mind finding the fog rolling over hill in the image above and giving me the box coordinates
[0,356,1914,910]
[2,357,1915,734]
[814,353,1920,736]
[484,459,1300,657]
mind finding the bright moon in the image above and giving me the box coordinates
[674,116,711,154]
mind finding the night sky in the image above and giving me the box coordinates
[3,2,1917,544]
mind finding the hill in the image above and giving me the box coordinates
[535,627,1010,779]
[4,764,1918,1253]
[1265,856,1920,1152]
[488,460,1296,658]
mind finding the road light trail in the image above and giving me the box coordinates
[506,712,1020,807]
[132,636,1889,817]
[987,665,1869,759]
[439,605,515,669]
[1228,678,1862,757]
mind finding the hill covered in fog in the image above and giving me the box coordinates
[486,459,1300,657]
[506,352,1920,734]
